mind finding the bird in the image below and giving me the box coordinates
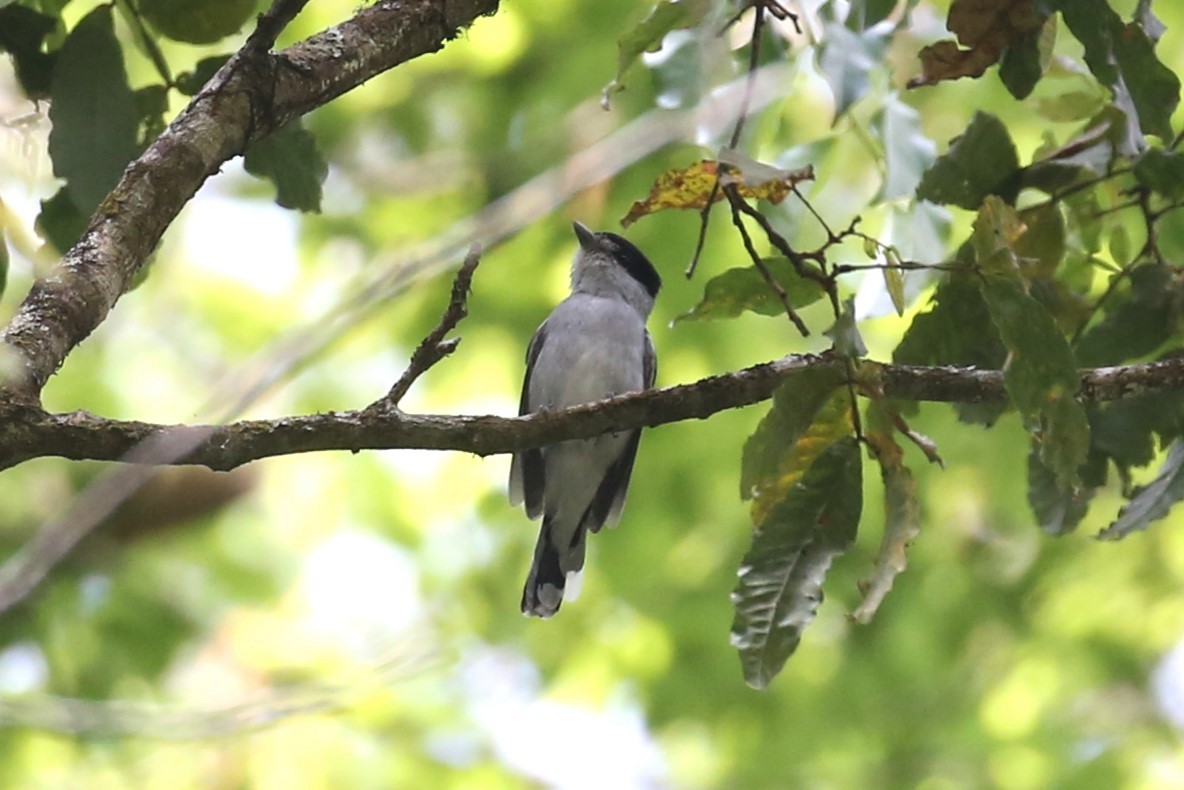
[508,221,661,617]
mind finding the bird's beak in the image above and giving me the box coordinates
[572,221,598,251]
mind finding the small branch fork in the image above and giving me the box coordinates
[244,0,311,53]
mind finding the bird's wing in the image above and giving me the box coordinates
[643,330,657,388]
[585,329,657,531]
[508,321,548,518]
[584,429,642,532]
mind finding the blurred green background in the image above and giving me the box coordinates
[0,0,1182,787]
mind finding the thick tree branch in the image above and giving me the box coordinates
[0,0,499,400]
[1,355,1182,472]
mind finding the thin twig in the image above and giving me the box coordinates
[379,246,482,406]
[793,185,841,241]
[831,261,968,275]
[720,0,799,34]
[685,181,721,279]
[117,0,175,88]
[245,0,312,53]
[728,194,828,284]
[723,187,811,336]
[885,408,944,467]
[687,4,767,279]
[833,306,864,442]
[729,6,765,150]
[1071,187,1158,344]
[1033,164,1135,211]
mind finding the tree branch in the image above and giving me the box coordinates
[2,355,1182,472]
[244,0,311,53]
[378,246,481,406]
[0,0,499,401]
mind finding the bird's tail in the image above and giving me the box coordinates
[521,518,585,618]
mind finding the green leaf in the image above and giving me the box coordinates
[1015,203,1065,275]
[877,95,936,201]
[894,272,1008,425]
[1099,440,1184,540]
[1108,224,1130,269]
[740,365,847,502]
[601,0,711,109]
[883,264,905,316]
[1013,203,1086,333]
[243,120,329,212]
[48,6,142,216]
[176,55,231,96]
[851,429,920,624]
[0,4,57,98]
[1103,21,1179,143]
[917,112,1021,209]
[980,271,1087,478]
[818,22,888,119]
[732,437,862,689]
[1133,149,1184,200]
[1089,402,1155,473]
[1021,116,1118,194]
[846,0,897,31]
[1058,0,1180,142]
[1134,0,1165,44]
[676,258,826,323]
[1040,390,1091,490]
[1035,90,1107,124]
[998,16,1054,100]
[1082,367,1184,491]
[824,296,867,358]
[889,200,950,264]
[973,200,1089,488]
[139,0,258,45]
[134,84,170,147]
[649,29,701,110]
[1027,446,1094,535]
[1075,265,1179,367]
[35,187,89,255]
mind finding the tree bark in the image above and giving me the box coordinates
[1,354,1181,472]
[0,0,500,400]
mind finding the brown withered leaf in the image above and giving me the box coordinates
[908,0,1047,88]
[621,159,814,227]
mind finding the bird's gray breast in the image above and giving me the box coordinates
[527,294,648,411]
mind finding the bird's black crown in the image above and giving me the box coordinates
[599,232,662,298]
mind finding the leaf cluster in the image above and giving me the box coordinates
[0,0,325,269]
[614,0,1184,686]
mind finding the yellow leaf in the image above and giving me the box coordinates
[883,266,905,316]
[621,159,814,227]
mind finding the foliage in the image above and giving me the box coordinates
[1,0,1184,786]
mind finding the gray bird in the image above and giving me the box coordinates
[509,221,661,617]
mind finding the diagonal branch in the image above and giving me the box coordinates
[244,0,311,53]
[379,246,481,406]
[0,0,500,401]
